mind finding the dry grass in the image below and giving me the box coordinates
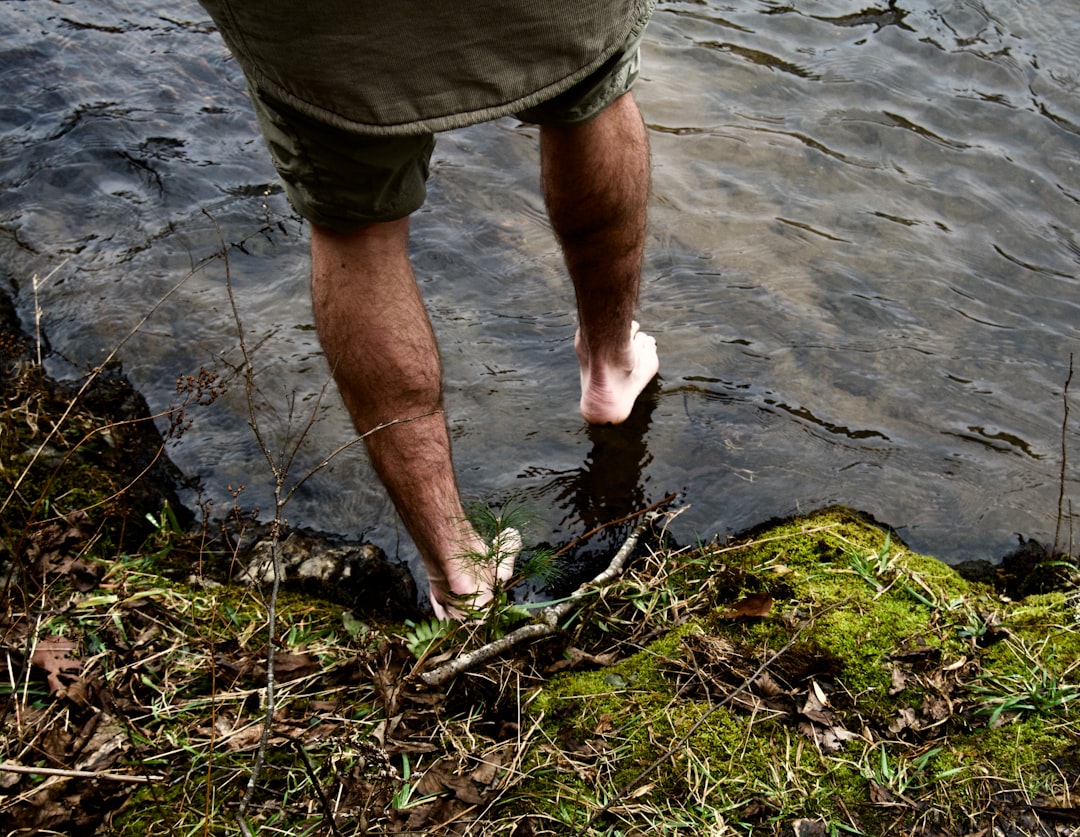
[3,282,1079,836]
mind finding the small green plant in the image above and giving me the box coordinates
[441,500,564,644]
[968,638,1080,726]
[970,669,1080,726]
[859,744,962,797]
[402,616,454,660]
[846,533,896,592]
[391,753,439,811]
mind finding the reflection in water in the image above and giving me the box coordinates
[519,382,660,593]
[1,0,1078,590]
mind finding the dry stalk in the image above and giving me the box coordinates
[1053,353,1074,560]
[31,260,67,367]
[201,215,442,825]
[0,762,163,783]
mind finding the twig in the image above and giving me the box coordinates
[212,213,278,824]
[420,514,654,687]
[555,492,679,556]
[1053,353,1073,560]
[202,213,443,824]
[289,738,345,837]
[572,599,845,836]
[2,262,195,515]
[0,762,163,784]
[31,259,68,367]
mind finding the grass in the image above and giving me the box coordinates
[3,286,1079,835]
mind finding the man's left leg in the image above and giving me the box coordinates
[309,217,513,617]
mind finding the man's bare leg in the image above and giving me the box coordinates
[540,91,660,425]
[309,217,513,617]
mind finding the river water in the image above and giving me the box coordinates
[3,0,1078,593]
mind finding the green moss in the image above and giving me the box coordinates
[511,508,1080,833]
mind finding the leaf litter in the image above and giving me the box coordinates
[3,301,1080,835]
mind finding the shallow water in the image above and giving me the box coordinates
[2,0,1078,594]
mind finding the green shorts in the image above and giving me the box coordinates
[247,30,644,231]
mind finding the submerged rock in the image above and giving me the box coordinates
[238,526,417,614]
[1,284,416,613]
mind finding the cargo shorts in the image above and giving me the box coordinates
[246,29,645,231]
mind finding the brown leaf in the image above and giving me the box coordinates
[752,670,785,697]
[920,694,952,723]
[416,765,483,805]
[792,820,827,837]
[721,592,773,620]
[269,652,319,682]
[469,747,512,786]
[869,780,894,805]
[888,666,907,695]
[30,636,82,694]
[888,707,918,734]
[593,713,614,736]
[545,647,619,673]
[800,680,831,723]
[511,817,538,837]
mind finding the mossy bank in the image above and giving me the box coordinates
[2,284,1078,836]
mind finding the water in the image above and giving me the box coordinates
[3,0,1078,593]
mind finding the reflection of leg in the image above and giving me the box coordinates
[540,91,659,426]
[309,218,512,617]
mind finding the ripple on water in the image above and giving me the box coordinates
[1,0,1077,583]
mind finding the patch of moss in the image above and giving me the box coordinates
[512,508,1079,833]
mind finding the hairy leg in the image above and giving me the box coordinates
[309,218,512,617]
[540,92,660,425]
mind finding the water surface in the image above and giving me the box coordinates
[2,0,1078,595]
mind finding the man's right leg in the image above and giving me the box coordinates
[539,92,659,425]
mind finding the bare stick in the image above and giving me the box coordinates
[1053,353,1074,560]
[202,214,446,823]
[555,492,678,556]
[31,259,68,367]
[290,738,345,837]
[420,516,652,687]
[0,762,163,783]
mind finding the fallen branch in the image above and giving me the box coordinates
[420,513,655,687]
[0,762,163,784]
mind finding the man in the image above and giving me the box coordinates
[197,0,661,617]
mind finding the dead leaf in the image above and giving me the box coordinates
[752,670,785,698]
[31,636,82,694]
[469,747,512,786]
[800,681,831,724]
[257,652,319,682]
[792,819,827,837]
[869,779,894,805]
[74,714,128,773]
[888,707,918,734]
[545,647,619,673]
[511,817,538,837]
[416,764,483,805]
[888,666,907,695]
[920,694,952,723]
[720,592,773,619]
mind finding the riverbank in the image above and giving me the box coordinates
[2,290,1078,835]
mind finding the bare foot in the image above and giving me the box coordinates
[576,321,659,425]
[428,528,521,620]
